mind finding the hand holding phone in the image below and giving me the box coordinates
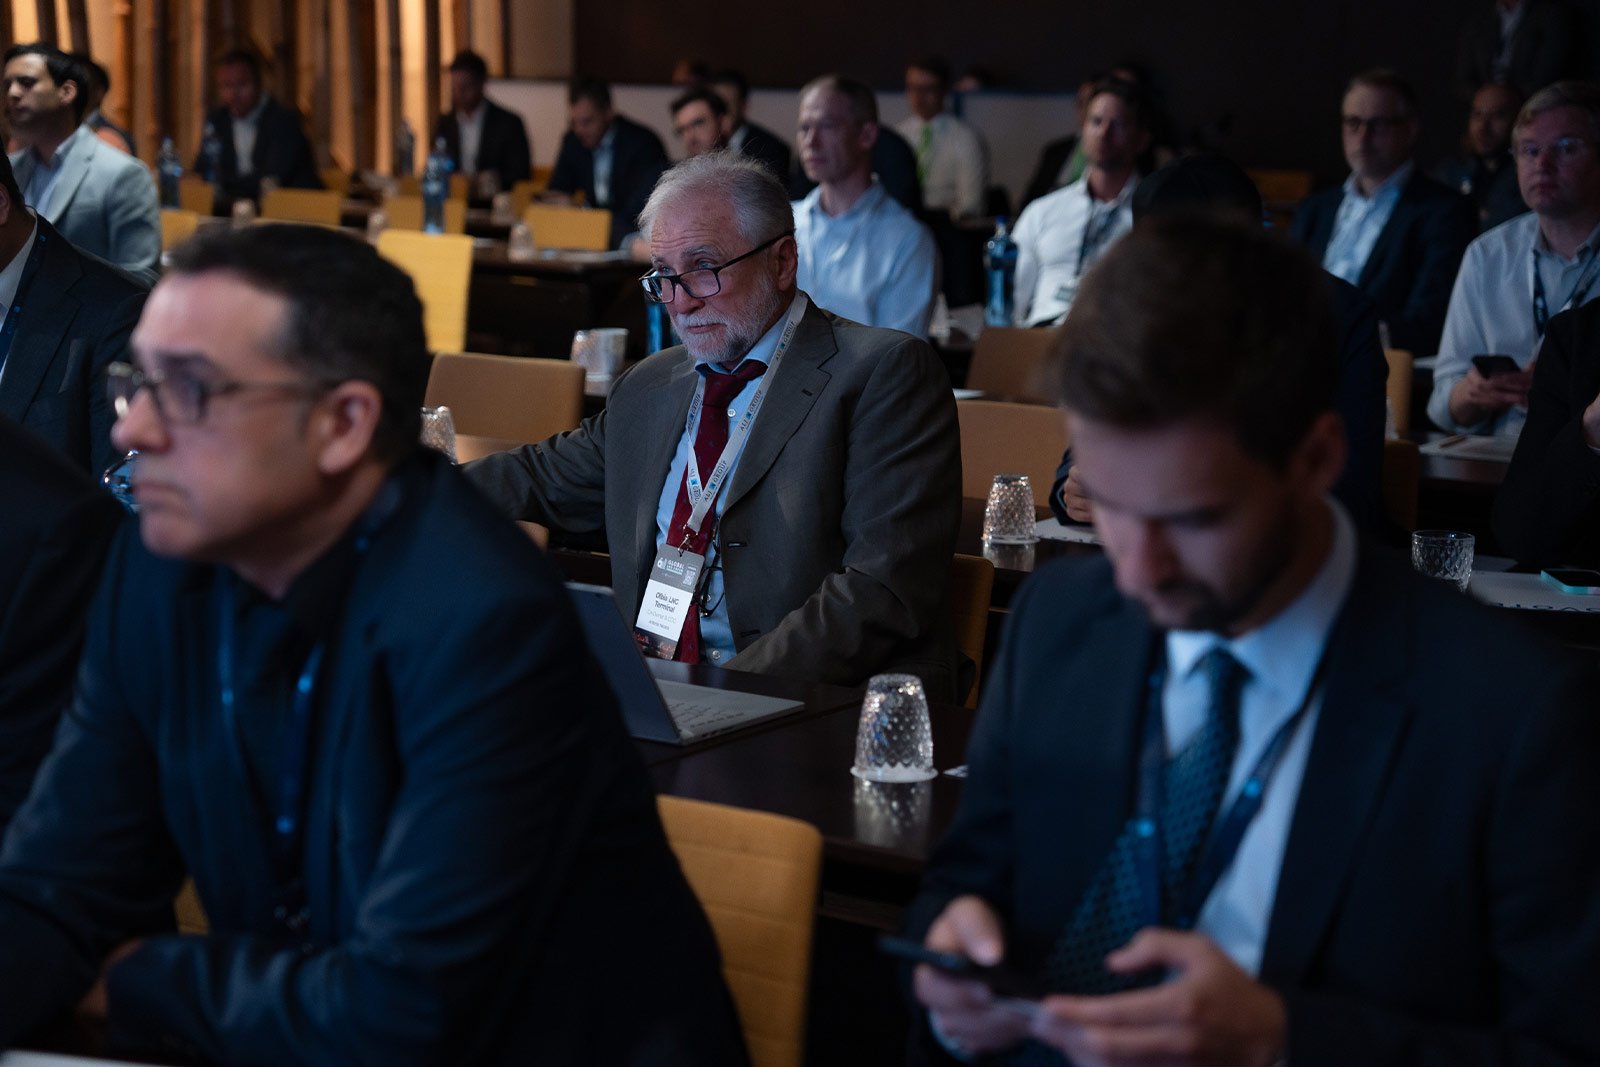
[1472,354,1522,378]
[880,934,1046,1000]
[902,897,1038,1057]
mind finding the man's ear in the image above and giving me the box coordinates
[309,381,385,475]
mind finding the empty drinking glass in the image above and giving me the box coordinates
[420,405,458,461]
[982,474,1039,545]
[852,673,936,782]
[1412,530,1474,593]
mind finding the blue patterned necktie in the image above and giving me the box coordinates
[1042,648,1248,996]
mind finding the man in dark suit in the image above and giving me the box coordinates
[1457,0,1579,101]
[1292,69,1475,354]
[708,68,793,179]
[0,151,148,476]
[0,415,121,832]
[196,49,322,203]
[1494,297,1600,566]
[546,77,670,247]
[0,225,747,1065]
[909,217,1600,1065]
[432,49,531,195]
[466,153,961,698]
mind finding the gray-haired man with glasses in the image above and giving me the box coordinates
[466,151,963,698]
[1430,81,1600,438]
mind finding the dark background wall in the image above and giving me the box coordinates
[575,0,1600,186]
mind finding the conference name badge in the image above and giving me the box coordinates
[633,546,705,660]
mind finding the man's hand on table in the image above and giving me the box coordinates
[1059,467,1095,524]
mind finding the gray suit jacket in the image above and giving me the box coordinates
[11,125,160,276]
[465,299,963,696]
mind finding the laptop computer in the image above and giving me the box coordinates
[566,582,804,744]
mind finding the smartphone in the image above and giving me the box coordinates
[878,934,1047,1000]
[1540,568,1600,595]
[1472,354,1522,378]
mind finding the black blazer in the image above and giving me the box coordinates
[1020,134,1078,214]
[432,99,532,188]
[197,96,323,201]
[1456,0,1578,100]
[1494,299,1600,566]
[733,119,792,179]
[907,548,1600,1064]
[548,114,669,246]
[0,219,149,476]
[1291,171,1475,354]
[0,415,121,833]
[0,454,748,1065]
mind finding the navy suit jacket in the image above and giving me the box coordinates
[433,99,532,188]
[1291,171,1475,355]
[198,96,323,202]
[548,114,669,246]
[0,416,120,834]
[0,453,747,1065]
[0,218,148,476]
[907,550,1600,1064]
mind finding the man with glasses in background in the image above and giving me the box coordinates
[466,152,962,699]
[1430,82,1600,439]
[0,224,747,1065]
[1293,69,1475,355]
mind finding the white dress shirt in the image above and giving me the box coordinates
[1428,213,1600,436]
[895,112,988,218]
[455,104,486,176]
[1011,173,1137,325]
[231,95,270,177]
[792,181,938,337]
[1322,162,1412,285]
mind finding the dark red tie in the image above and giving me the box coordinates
[667,361,767,663]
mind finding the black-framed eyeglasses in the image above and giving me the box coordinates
[1515,136,1590,164]
[639,232,791,303]
[106,361,330,425]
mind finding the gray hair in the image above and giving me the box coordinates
[636,151,793,247]
[1515,80,1600,141]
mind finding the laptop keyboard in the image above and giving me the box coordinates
[665,693,747,738]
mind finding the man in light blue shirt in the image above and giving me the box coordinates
[791,75,937,338]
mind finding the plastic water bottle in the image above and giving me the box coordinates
[199,122,223,185]
[422,137,449,234]
[394,119,416,178]
[157,137,183,208]
[983,217,1019,327]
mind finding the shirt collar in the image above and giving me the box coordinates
[1535,218,1600,262]
[0,214,39,313]
[1341,160,1413,203]
[694,291,802,371]
[1166,498,1357,707]
[31,122,89,171]
[804,178,886,223]
[1082,171,1140,208]
[237,94,270,127]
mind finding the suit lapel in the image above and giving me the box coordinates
[39,134,93,226]
[1259,548,1413,987]
[721,303,831,512]
[628,358,699,597]
[0,228,77,422]
[1356,176,1416,291]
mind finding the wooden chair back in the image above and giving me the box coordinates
[383,194,468,234]
[160,208,202,250]
[259,187,344,227]
[1381,438,1420,534]
[176,176,213,214]
[424,351,585,444]
[957,399,1070,508]
[1384,347,1412,437]
[523,203,613,251]
[948,553,996,709]
[966,326,1063,403]
[376,230,475,353]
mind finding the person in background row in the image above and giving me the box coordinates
[908,215,1600,1067]
[196,48,322,205]
[0,136,148,477]
[4,42,158,275]
[706,68,793,180]
[466,153,962,698]
[1433,80,1529,231]
[1429,81,1600,438]
[70,53,134,156]
[1012,78,1148,326]
[546,77,670,249]
[432,49,531,196]
[672,87,731,158]
[792,75,938,337]
[1457,0,1579,102]
[0,224,748,1065]
[898,56,988,220]
[1292,68,1475,355]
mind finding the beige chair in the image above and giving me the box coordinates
[1382,438,1420,534]
[177,176,213,215]
[1384,347,1413,437]
[508,179,540,218]
[523,203,613,251]
[260,187,344,227]
[376,230,475,353]
[160,208,202,250]
[392,173,470,200]
[957,399,1070,508]
[1246,168,1313,203]
[423,351,585,444]
[948,553,996,709]
[657,796,822,1067]
[965,326,1063,404]
[319,166,351,195]
[383,194,467,234]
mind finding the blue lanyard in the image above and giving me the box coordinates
[1532,246,1599,337]
[1130,645,1331,931]
[0,225,49,374]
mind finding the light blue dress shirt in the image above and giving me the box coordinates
[593,126,616,207]
[792,181,937,337]
[650,294,799,664]
[1322,162,1413,286]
